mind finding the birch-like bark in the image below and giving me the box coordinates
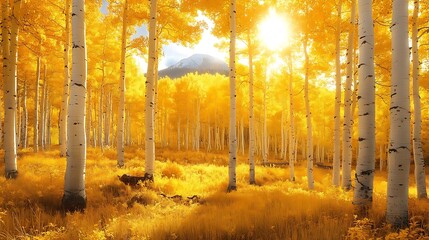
[411,0,426,199]
[288,53,295,181]
[353,0,376,208]
[144,0,157,180]
[40,65,47,150]
[341,0,355,191]
[117,0,128,166]
[387,0,411,227]
[86,86,91,146]
[104,91,111,146]
[332,0,342,187]
[248,31,256,184]
[227,0,237,192]
[262,77,268,164]
[177,117,181,151]
[1,0,9,150]
[34,56,41,152]
[195,98,200,151]
[21,79,28,148]
[62,0,87,211]
[60,0,71,157]
[303,35,314,189]
[4,0,22,178]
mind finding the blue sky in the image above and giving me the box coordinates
[100,0,226,70]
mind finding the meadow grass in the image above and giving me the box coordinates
[0,147,428,239]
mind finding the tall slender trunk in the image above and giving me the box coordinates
[86,86,92,146]
[353,0,376,210]
[62,0,87,211]
[248,31,255,184]
[186,114,189,150]
[40,65,47,150]
[411,0,426,199]
[263,77,268,164]
[332,0,342,187]
[303,35,314,189]
[105,90,111,146]
[117,0,128,165]
[21,79,27,148]
[60,0,71,157]
[227,0,237,192]
[4,0,22,178]
[0,0,9,150]
[288,52,295,181]
[341,0,355,190]
[144,0,157,180]
[34,56,40,152]
[177,116,181,151]
[387,0,411,227]
[195,98,200,151]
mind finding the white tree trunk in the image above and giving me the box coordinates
[248,36,255,184]
[60,0,71,157]
[0,0,9,150]
[341,0,355,191]
[303,36,314,189]
[4,0,21,178]
[186,115,189,150]
[63,0,87,211]
[387,0,411,227]
[117,0,128,167]
[21,79,28,148]
[40,66,47,150]
[177,117,181,151]
[86,86,92,146]
[195,98,200,151]
[227,0,237,192]
[144,0,157,180]
[105,91,111,146]
[34,56,41,152]
[332,0,342,187]
[263,78,268,164]
[353,0,376,208]
[288,53,295,181]
[411,0,426,199]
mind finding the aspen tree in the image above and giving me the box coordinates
[387,0,411,227]
[60,0,71,157]
[353,0,376,210]
[117,0,128,167]
[144,0,157,181]
[411,0,427,199]
[62,0,88,211]
[342,0,356,190]
[227,0,237,192]
[332,0,342,187]
[303,35,314,189]
[4,0,22,178]
[248,31,256,184]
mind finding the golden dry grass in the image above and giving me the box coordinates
[0,147,428,239]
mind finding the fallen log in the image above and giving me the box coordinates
[314,162,333,169]
[118,173,153,186]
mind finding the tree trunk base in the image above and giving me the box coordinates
[249,180,257,185]
[119,173,153,186]
[5,170,18,179]
[227,185,237,192]
[61,194,86,212]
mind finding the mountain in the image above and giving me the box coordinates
[158,54,229,79]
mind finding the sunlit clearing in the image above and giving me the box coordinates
[258,8,290,50]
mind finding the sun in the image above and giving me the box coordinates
[258,8,290,51]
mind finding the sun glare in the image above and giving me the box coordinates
[258,8,290,51]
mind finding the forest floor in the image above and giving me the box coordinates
[1,147,429,239]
